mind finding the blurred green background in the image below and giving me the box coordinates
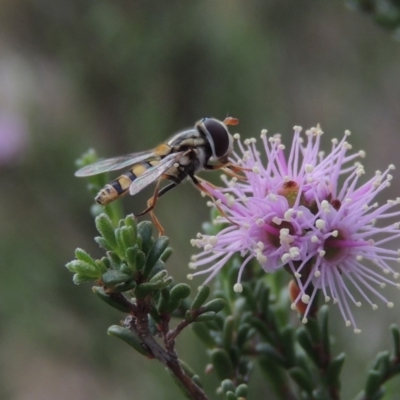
[1,1,400,399]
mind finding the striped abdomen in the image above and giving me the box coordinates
[95,161,159,205]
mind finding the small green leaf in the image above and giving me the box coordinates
[157,288,170,314]
[115,228,127,256]
[190,285,211,310]
[160,246,173,262]
[167,283,191,313]
[296,326,318,366]
[210,349,234,380]
[288,366,314,393]
[192,322,217,348]
[149,269,168,283]
[195,311,216,322]
[102,270,132,286]
[365,369,383,397]
[304,317,320,344]
[75,248,96,266]
[113,279,137,293]
[235,384,248,397]
[143,236,169,277]
[120,225,136,249]
[256,343,286,367]
[72,273,93,285]
[135,250,146,273]
[108,325,150,357]
[220,379,235,394]
[92,286,131,312]
[318,305,330,359]
[95,236,113,251]
[126,246,139,271]
[94,259,108,273]
[137,221,154,253]
[203,298,226,313]
[280,325,295,367]
[326,352,346,387]
[226,391,237,400]
[375,351,390,377]
[95,214,118,250]
[66,260,100,278]
[135,281,167,299]
[107,251,121,268]
[222,316,234,350]
[391,324,400,358]
[124,214,137,236]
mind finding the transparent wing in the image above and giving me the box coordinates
[75,150,156,177]
[129,152,184,195]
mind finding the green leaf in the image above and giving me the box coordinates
[135,250,146,273]
[190,285,211,310]
[95,214,118,250]
[236,323,251,350]
[288,366,314,393]
[143,236,169,278]
[222,316,234,350]
[280,325,295,367]
[108,325,150,357]
[195,311,216,322]
[192,322,217,348]
[391,324,400,358]
[137,221,154,253]
[66,260,100,279]
[92,286,131,312]
[220,379,235,394]
[75,248,96,266]
[102,270,132,286]
[318,305,330,359]
[203,298,226,313]
[160,246,173,262]
[72,273,93,285]
[365,369,383,398]
[225,391,237,400]
[296,326,318,366]
[235,384,248,397]
[167,283,191,313]
[326,352,346,387]
[107,251,121,268]
[135,280,170,299]
[210,349,234,380]
[157,288,170,314]
[120,225,136,249]
[149,269,168,283]
[256,343,286,367]
[94,236,113,251]
[126,246,139,271]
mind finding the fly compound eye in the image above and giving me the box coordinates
[201,118,233,159]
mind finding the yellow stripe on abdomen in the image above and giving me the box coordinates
[95,161,159,205]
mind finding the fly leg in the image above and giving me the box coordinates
[204,162,248,181]
[189,175,238,226]
[136,177,179,236]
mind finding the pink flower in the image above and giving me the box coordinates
[188,126,400,332]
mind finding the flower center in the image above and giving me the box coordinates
[278,180,299,207]
[323,230,348,262]
[264,221,295,248]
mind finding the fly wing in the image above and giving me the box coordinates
[129,152,184,195]
[75,150,157,177]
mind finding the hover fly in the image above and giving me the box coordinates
[75,117,240,234]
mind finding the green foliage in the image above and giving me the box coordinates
[66,211,400,399]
